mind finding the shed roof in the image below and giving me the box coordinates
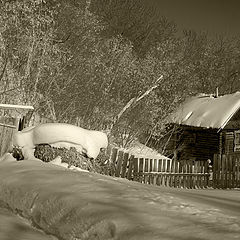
[170,92,240,131]
[0,104,34,110]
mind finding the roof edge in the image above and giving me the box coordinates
[217,99,240,132]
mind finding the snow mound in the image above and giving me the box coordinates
[13,123,108,160]
[126,141,170,159]
[0,153,16,163]
[49,156,89,172]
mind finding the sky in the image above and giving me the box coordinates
[150,0,240,37]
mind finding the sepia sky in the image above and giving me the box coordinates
[150,0,240,37]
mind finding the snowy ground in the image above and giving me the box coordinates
[0,160,239,240]
[0,204,57,240]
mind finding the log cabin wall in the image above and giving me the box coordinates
[175,126,219,162]
[143,125,220,162]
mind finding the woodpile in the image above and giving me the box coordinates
[12,145,113,174]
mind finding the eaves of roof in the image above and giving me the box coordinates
[170,92,240,132]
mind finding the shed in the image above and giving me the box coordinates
[0,104,34,156]
[166,92,240,162]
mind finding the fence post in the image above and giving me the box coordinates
[225,155,229,189]
[230,154,235,189]
[175,161,180,188]
[144,158,149,184]
[188,160,193,189]
[213,154,217,189]
[204,160,210,188]
[121,152,129,178]
[126,155,134,180]
[115,150,124,177]
[133,157,139,182]
[139,158,144,183]
[221,154,226,189]
[233,155,238,188]
[157,159,163,186]
[153,159,158,185]
[228,155,233,189]
[237,156,240,188]
[169,159,174,187]
[149,159,153,184]
[110,148,118,176]
[166,159,171,187]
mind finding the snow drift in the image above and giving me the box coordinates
[13,123,108,159]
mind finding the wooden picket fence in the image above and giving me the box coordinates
[213,153,240,189]
[109,148,210,189]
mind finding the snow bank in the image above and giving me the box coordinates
[127,141,170,160]
[13,123,108,159]
[0,161,116,240]
[0,160,239,240]
[0,206,56,240]
[0,153,16,162]
[49,156,89,172]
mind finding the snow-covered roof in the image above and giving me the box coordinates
[0,104,34,110]
[170,92,240,130]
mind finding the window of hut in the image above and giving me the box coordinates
[234,130,240,152]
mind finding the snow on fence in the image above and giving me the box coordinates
[109,147,210,189]
[213,153,240,189]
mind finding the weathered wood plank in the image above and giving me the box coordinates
[157,159,163,185]
[230,155,234,189]
[133,158,139,182]
[176,161,180,188]
[236,156,240,188]
[115,150,124,177]
[213,154,218,189]
[126,155,134,180]
[144,158,149,184]
[121,152,129,178]
[204,161,209,188]
[153,159,158,172]
[138,158,144,183]
[221,155,226,189]
[189,160,193,189]
[110,148,118,176]
[149,159,153,172]
[166,160,171,187]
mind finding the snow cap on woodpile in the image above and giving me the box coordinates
[170,91,240,130]
[13,123,108,159]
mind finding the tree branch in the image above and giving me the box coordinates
[53,34,71,45]
[112,75,163,129]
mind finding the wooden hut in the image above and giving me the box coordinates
[164,92,240,162]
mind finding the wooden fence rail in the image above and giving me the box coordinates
[109,148,210,189]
